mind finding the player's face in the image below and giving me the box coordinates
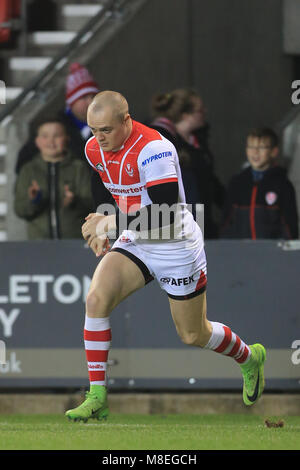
[88,107,131,152]
[246,137,278,171]
[35,123,68,158]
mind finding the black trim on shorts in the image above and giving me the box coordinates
[167,285,207,301]
[110,247,154,285]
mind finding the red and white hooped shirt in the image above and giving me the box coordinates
[85,119,196,239]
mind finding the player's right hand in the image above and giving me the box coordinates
[82,213,107,242]
[88,234,111,257]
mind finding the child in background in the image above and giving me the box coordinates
[14,117,93,239]
[221,127,298,239]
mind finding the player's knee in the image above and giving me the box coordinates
[86,289,111,316]
[179,330,209,348]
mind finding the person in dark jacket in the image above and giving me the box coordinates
[15,63,113,210]
[14,118,93,239]
[221,128,298,239]
[150,89,226,239]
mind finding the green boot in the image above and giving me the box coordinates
[240,343,266,406]
[65,386,109,423]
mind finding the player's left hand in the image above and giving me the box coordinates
[82,213,116,256]
[89,235,111,257]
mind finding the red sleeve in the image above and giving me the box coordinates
[84,137,99,172]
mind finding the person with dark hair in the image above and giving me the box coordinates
[221,127,298,239]
[14,118,93,239]
[150,89,226,239]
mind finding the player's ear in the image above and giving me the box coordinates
[124,113,131,123]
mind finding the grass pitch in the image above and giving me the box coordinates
[0,414,299,450]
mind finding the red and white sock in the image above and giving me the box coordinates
[205,321,251,365]
[84,316,111,386]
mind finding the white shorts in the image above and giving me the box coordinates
[111,224,207,300]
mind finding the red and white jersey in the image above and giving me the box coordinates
[85,120,186,213]
[85,120,198,242]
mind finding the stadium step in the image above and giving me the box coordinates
[0,202,8,217]
[29,31,76,46]
[8,56,52,87]
[5,87,23,102]
[59,3,104,32]
[27,31,77,56]
[0,174,7,186]
[0,230,7,241]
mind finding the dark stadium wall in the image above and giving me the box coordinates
[84,0,293,185]
[190,0,294,184]
[87,0,191,120]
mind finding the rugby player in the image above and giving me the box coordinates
[65,91,266,422]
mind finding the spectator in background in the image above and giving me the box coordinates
[0,0,21,45]
[150,89,226,238]
[16,63,99,173]
[15,63,113,209]
[14,117,93,240]
[220,127,298,239]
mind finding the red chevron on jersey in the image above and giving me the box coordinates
[85,120,182,213]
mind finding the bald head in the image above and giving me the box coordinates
[88,91,129,123]
[87,90,132,152]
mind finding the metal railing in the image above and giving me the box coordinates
[0,0,124,124]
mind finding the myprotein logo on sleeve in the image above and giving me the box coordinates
[142,151,172,166]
